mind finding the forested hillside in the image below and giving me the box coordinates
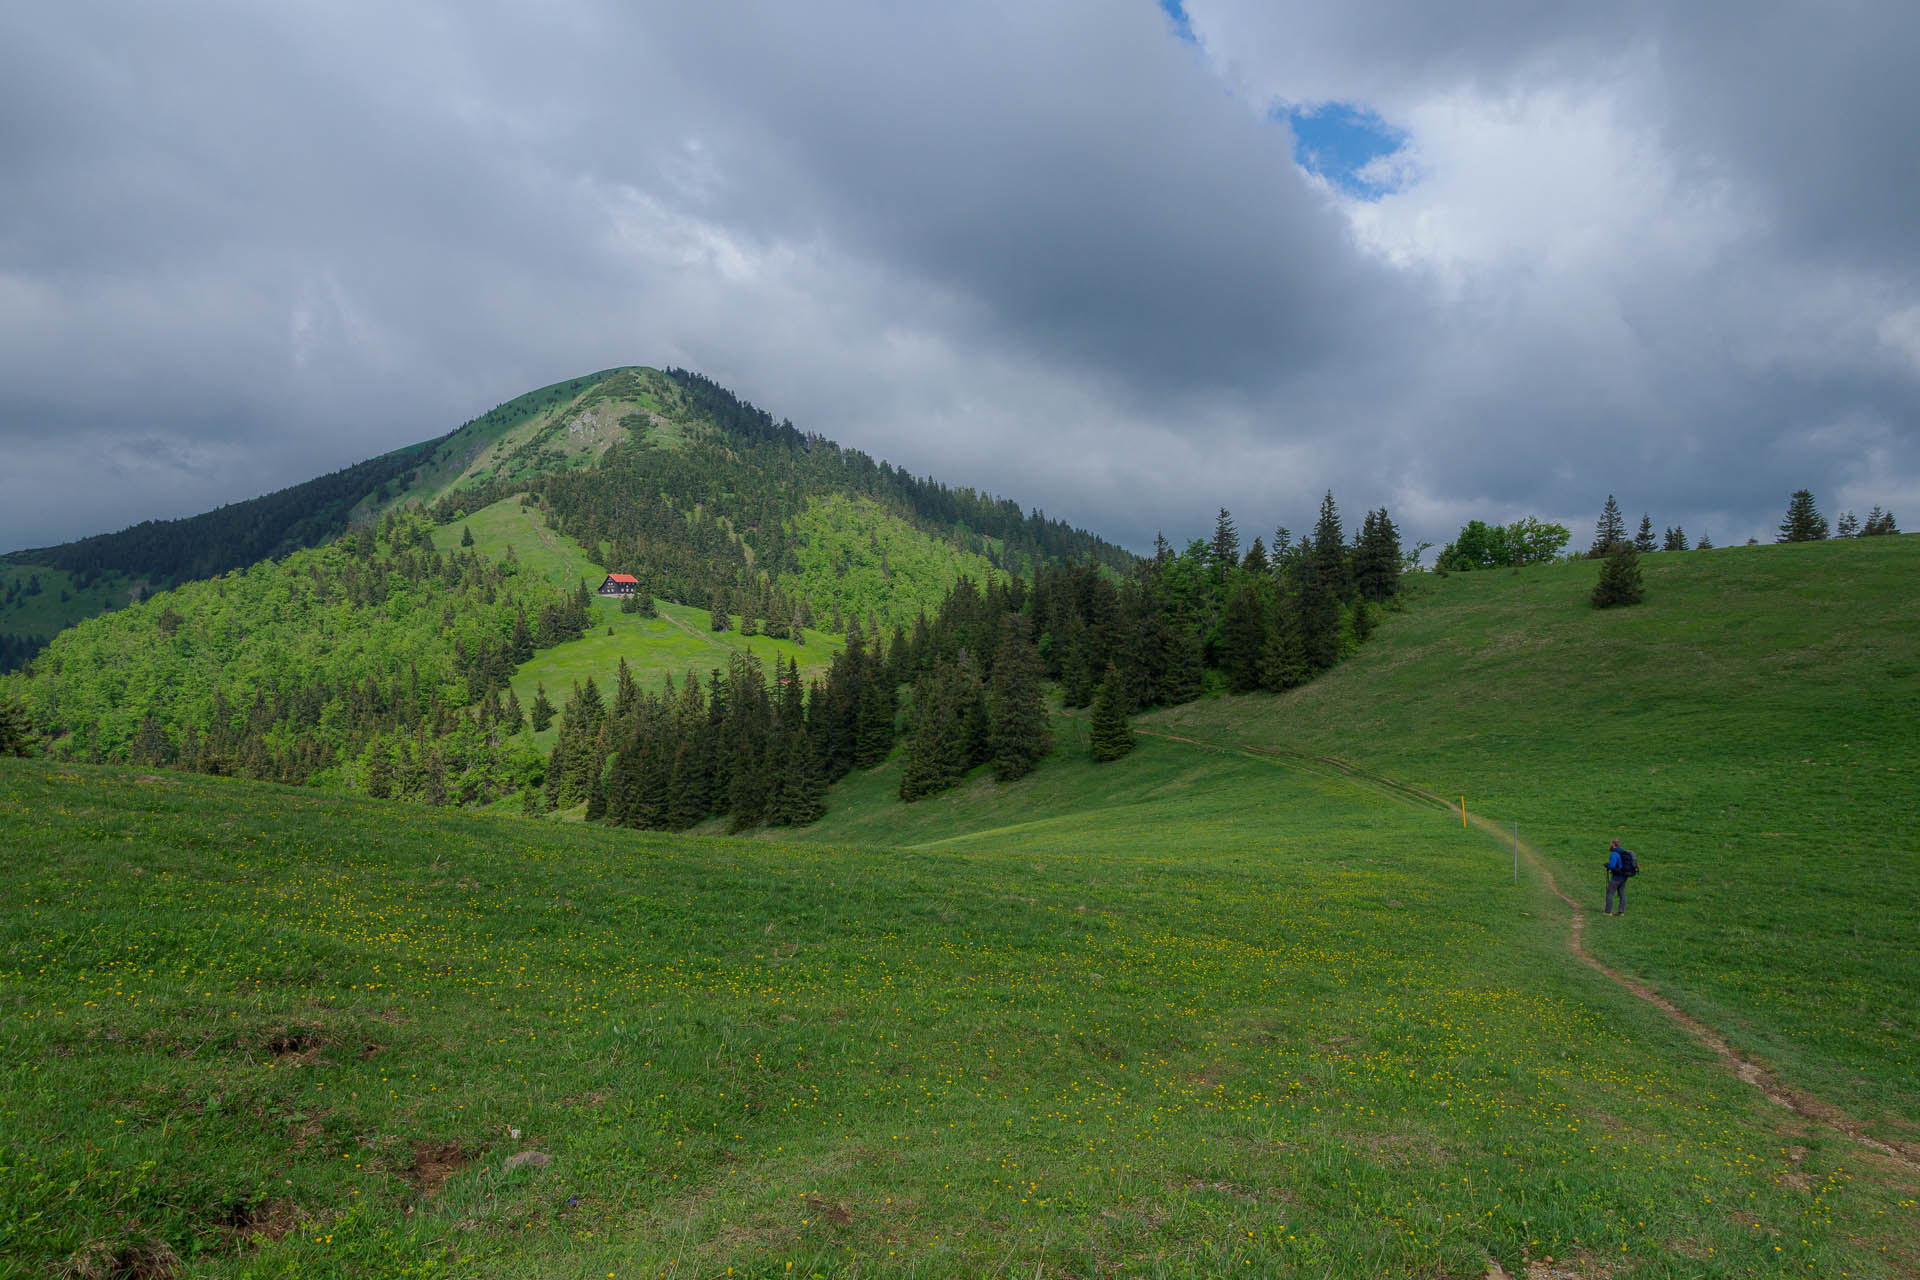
[11,511,574,805]
[0,366,1129,672]
[424,367,1132,631]
[0,443,436,671]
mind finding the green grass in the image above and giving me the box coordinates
[8,536,1917,1276]
[508,602,841,754]
[0,564,148,650]
[783,494,1004,631]
[429,496,597,593]
[6,747,1915,1277]
[430,496,843,754]
[1143,537,1920,1135]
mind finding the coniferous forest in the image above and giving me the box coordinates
[502,490,1401,831]
[5,366,1408,829]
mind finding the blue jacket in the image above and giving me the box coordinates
[1607,847,1633,875]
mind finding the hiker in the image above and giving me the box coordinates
[1604,839,1636,915]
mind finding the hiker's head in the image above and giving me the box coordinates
[1609,839,1620,848]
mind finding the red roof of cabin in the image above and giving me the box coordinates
[606,573,639,584]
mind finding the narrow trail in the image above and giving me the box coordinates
[1133,724,1920,1174]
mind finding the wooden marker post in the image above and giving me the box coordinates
[1513,822,1519,885]
[1461,797,1467,828]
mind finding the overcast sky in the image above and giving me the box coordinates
[4,1,1917,557]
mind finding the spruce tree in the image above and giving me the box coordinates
[778,733,826,825]
[855,677,896,768]
[1698,532,1715,549]
[1353,508,1403,603]
[1663,526,1688,552]
[1862,506,1899,536]
[1777,489,1828,542]
[1835,510,1859,538]
[584,760,608,821]
[1296,549,1341,673]
[1210,508,1240,578]
[1222,581,1268,694]
[529,684,555,733]
[1163,625,1205,705]
[667,738,706,829]
[1088,665,1136,762]
[1259,603,1308,692]
[1634,514,1657,553]
[1591,541,1646,608]
[511,607,533,662]
[1590,495,1627,556]
[899,660,973,801]
[460,525,475,548]
[987,613,1050,782]
[636,737,672,829]
[1350,596,1375,643]
[502,687,525,733]
[614,657,639,720]
[1057,612,1095,709]
[1311,492,1350,594]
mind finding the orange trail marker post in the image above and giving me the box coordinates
[1461,797,1467,828]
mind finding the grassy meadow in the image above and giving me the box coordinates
[429,498,842,755]
[1147,535,1920,1139]
[0,563,149,652]
[5,534,1917,1276]
[5,740,1916,1277]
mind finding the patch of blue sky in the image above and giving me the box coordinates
[1158,0,1196,44]
[1283,103,1411,200]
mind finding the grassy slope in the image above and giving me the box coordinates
[0,564,146,646]
[430,497,842,755]
[1142,536,1920,1133]
[379,368,678,520]
[782,493,1004,630]
[10,756,1908,1279]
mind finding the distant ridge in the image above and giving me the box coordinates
[0,366,1130,670]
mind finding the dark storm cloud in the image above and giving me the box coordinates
[2,0,1916,559]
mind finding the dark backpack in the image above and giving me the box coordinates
[1618,848,1639,877]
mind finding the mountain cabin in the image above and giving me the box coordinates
[597,573,640,597]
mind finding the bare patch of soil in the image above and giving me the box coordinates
[804,1193,854,1226]
[1486,1252,1618,1280]
[259,1028,326,1065]
[407,1140,470,1196]
[61,1238,181,1279]
[221,1196,299,1246]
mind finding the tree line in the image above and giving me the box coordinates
[558,492,1404,830]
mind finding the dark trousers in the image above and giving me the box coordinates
[1605,875,1627,913]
